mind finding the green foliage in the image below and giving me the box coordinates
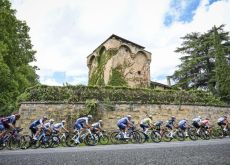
[0,0,39,115]
[213,26,230,103]
[79,99,98,117]
[88,48,118,86]
[172,25,230,103]
[19,85,225,106]
[108,69,128,86]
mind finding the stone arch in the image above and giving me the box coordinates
[97,46,106,64]
[88,55,96,66]
[136,51,148,60]
[119,44,132,54]
[99,46,106,56]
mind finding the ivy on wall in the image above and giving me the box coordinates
[108,68,128,86]
[18,85,226,106]
[88,48,119,86]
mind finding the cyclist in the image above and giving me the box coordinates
[166,116,176,138]
[192,116,202,128]
[217,115,228,132]
[192,116,202,134]
[140,115,153,134]
[200,117,210,134]
[0,113,20,138]
[53,120,69,133]
[92,120,103,134]
[44,119,55,134]
[29,116,48,140]
[178,118,189,137]
[154,120,164,133]
[74,115,93,144]
[117,115,132,139]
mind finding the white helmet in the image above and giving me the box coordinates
[88,115,93,119]
[43,116,48,120]
[127,114,132,118]
[198,116,201,119]
[99,120,103,123]
[49,119,54,122]
[62,120,66,123]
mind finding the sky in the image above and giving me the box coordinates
[10,0,230,86]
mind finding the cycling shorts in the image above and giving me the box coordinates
[75,123,84,130]
[192,121,200,128]
[140,124,149,130]
[117,123,127,130]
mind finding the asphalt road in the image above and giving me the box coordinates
[0,138,230,165]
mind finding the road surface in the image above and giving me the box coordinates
[0,138,230,165]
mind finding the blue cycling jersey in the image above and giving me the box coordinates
[5,115,16,125]
[30,119,42,127]
[117,117,129,125]
[178,119,187,126]
[76,117,89,125]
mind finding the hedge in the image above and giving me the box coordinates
[17,85,226,106]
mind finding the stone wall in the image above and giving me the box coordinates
[18,102,230,135]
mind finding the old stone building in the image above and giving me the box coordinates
[87,34,151,88]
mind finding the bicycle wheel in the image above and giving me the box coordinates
[151,131,161,143]
[20,135,31,149]
[99,134,110,145]
[175,130,185,141]
[188,128,198,141]
[199,129,210,140]
[162,131,172,142]
[85,134,97,146]
[40,135,51,148]
[129,131,141,144]
[65,133,77,147]
[7,136,21,150]
[30,139,40,149]
[138,131,148,143]
[50,135,61,148]
[110,132,120,144]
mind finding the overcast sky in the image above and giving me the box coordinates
[11,0,230,86]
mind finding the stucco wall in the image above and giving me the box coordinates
[18,102,230,135]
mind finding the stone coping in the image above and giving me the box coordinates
[20,101,230,107]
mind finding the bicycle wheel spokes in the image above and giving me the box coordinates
[99,135,109,145]
[7,136,20,150]
[110,132,120,144]
[65,133,77,147]
[162,131,172,142]
[20,135,31,149]
[151,131,161,143]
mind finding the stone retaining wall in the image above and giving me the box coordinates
[18,102,230,134]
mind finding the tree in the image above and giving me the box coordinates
[0,0,39,115]
[172,25,230,100]
[213,26,230,103]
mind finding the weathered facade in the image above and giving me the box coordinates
[87,34,151,88]
[18,102,230,134]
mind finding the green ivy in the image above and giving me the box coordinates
[88,48,118,86]
[108,69,128,86]
[18,85,227,106]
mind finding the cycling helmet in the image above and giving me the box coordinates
[49,119,54,123]
[223,115,227,118]
[88,115,93,119]
[127,114,132,118]
[171,116,176,120]
[62,120,66,123]
[148,115,153,119]
[43,116,48,120]
[205,117,209,120]
[99,120,103,123]
[198,116,201,119]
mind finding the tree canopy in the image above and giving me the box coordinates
[0,0,39,115]
[172,25,230,103]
